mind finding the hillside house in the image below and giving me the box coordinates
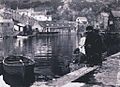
[14,23,25,32]
[17,9,52,21]
[76,17,88,32]
[76,17,88,25]
[97,12,109,30]
[31,12,52,21]
[38,21,75,33]
[32,22,43,32]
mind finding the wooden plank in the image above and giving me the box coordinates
[110,52,120,57]
[46,66,98,87]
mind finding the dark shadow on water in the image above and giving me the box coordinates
[0,63,3,75]
[50,55,70,76]
[0,56,4,75]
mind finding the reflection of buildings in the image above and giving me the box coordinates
[33,37,54,80]
[3,37,15,57]
[0,16,14,37]
[14,38,33,57]
[0,8,14,37]
[33,37,52,57]
[0,33,78,79]
[0,39,4,57]
[14,36,53,58]
[14,38,25,55]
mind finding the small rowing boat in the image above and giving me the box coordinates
[3,56,35,75]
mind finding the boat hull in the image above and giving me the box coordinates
[17,35,34,39]
[3,56,35,85]
[17,35,29,39]
[35,32,59,36]
[3,56,35,75]
[3,63,34,75]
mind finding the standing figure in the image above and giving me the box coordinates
[84,26,103,66]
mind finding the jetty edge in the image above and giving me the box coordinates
[32,66,98,87]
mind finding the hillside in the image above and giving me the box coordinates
[0,0,52,9]
[1,0,119,21]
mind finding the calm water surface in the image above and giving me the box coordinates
[0,33,120,87]
[0,33,80,87]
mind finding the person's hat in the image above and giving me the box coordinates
[86,26,93,31]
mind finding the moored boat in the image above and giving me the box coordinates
[17,35,29,39]
[3,56,35,75]
[37,32,59,35]
[16,34,34,39]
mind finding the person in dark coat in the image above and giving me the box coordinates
[84,26,103,66]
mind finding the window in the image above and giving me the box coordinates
[46,24,49,26]
[109,21,113,25]
[51,24,54,26]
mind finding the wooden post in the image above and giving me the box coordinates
[20,59,25,85]
[46,27,48,32]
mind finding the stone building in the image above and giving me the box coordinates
[76,17,88,33]
[97,12,109,31]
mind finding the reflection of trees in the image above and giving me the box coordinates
[33,36,52,57]
[51,54,70,76]
[51,34,75,76]
[3,37,15,57]
[0,39,4,57]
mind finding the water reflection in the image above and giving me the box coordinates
[0,34,78,86]
[0,33,120,86]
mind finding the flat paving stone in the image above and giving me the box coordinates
[93,52,120,87]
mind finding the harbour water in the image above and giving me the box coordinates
[0,33,120,87]
[0,33,80,87]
